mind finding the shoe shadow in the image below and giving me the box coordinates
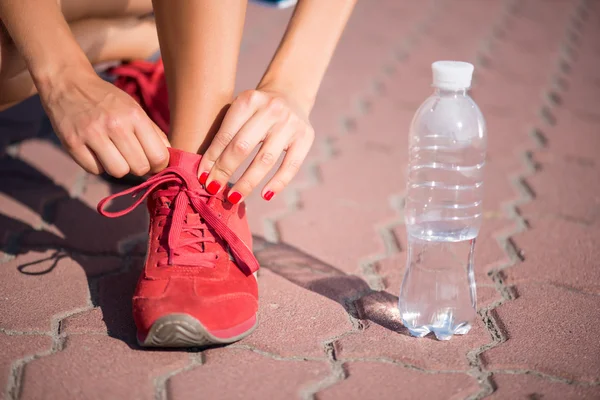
[0,149,150,347]
[0,109,410,350]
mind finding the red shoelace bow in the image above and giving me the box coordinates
[97,167,259,275]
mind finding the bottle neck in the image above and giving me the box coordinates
[434,87,468,97]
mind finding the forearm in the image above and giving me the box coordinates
[0,0,94,92]
[258,0,356,114]
[152,0,246,152]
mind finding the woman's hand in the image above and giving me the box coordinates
[198,88,315,203]
[42,68,171,178]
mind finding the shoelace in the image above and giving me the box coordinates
[97,167,259,275]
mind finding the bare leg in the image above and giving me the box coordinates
[152,1,247,153]
[58,0,153,22]
[0,0,155,110]
[0,16,158,110]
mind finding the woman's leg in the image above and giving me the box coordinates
[151,1,247,153]
[0,16,159,110]
[0,0,156,110]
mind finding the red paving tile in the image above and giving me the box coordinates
[318,362,477,400]
[239,269,353,358]
[1,0,599,398]
[517,159,600,224]
[59,308,107,335]
[19,335,189,400]
[507,216,600,294]
[0,252,90,332]
[335,313,490,371]
[489,373,600,400]
[482,284,600,382]
[167,348,330,400]
[17,140,83,195]
[0,334,52,400]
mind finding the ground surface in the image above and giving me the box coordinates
[1,0,599,399]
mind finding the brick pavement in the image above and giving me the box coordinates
[1,0,600,399]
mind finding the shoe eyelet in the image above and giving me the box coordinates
[215,255,219,260]
[218,213,222,218]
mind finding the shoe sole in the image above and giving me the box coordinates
[139,313,258,348]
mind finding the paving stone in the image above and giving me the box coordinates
[76,174,113,210]
[371,252,405,294]
[318,362,477,400]
[507,216,600,294]
[481,161,522,214]
[167,348,330,400]
[483,115,532,167]
[239,269,354,358]
[17,139,83,194]
[0,0,598,398]
[474,216,518,279]
[277,174,394,276]
[541,109,600,162]
[59,308,107,335]
[21,191,148,254]
[93,264,144,342]
[0,155,66,232]
[0,334,52,400]
[0,194,42,258]
[489,373,600,400]
[337,303,490,371]
[0,251,90,332]
[477,285,504,311]
[517,159,600,225]
[472,76,544,122]
[482,284,600,382]
[20,335,189,400]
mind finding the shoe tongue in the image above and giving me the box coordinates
[168,148,202,173]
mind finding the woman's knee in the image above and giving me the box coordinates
[59,0,153,22]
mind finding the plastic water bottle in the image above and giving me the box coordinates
[398,61,486,340]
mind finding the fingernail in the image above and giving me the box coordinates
[264,191,275,201]
[228,191,242,205]
[207,181,221,195]
[199,172,208,185]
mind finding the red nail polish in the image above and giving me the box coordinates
[206,181,221,195]
[228,191,242,205]
[264,191,275,201]
[199,172,208,185]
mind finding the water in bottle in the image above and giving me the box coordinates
[398,61,487,340]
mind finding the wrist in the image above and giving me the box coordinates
[35,57,96,100]
[257,75,316,116]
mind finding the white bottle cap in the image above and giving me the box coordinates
[432,61,474,90]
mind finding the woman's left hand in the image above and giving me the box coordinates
[198,88,315,203]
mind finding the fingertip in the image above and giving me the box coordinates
[228,191,242,205]
[206,180,221,195]
[199,171,209,185]
[263,190,275,201]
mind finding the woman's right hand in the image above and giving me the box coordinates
[40,68,170,177]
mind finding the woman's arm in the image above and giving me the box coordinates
[0,0,93,88]
[199,0,356,203]
[259,0,357,114]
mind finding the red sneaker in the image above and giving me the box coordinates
[97,148,259,347]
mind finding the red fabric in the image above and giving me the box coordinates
[110,59,171,134]
[97,148,259,339]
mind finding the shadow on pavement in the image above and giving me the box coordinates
[0,104,409,349]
